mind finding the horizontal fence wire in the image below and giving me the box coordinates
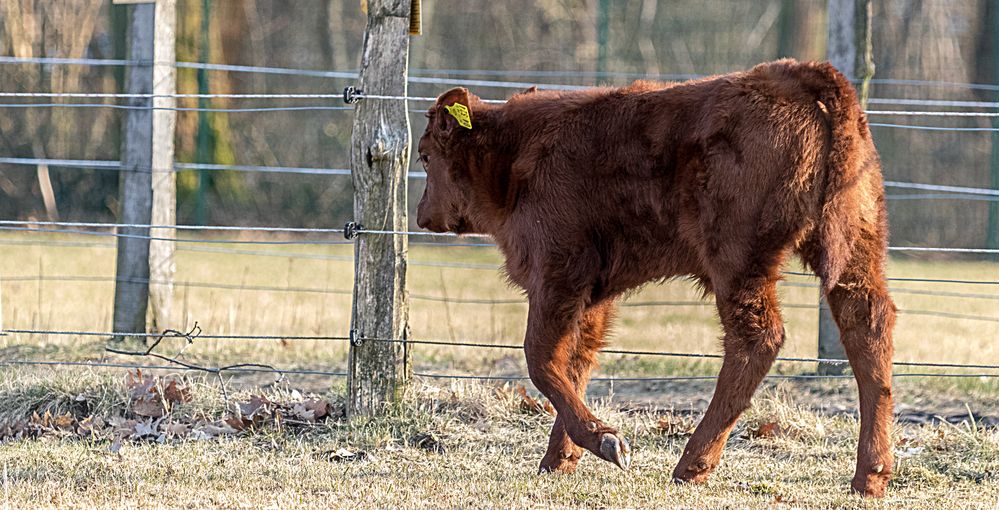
[865,110,999,117]
[885,193,999,201]
[0,220,345,234]
[883,181,999,197]
[1,236,997,287]
[10,55,999,94]
[0,274,354,297]
[0,227,350,246]
[1,359,348,377]
[4,156,999,201]
[5,100,999,132]
[3,273,999,322]
[0,157,355,176]
[2,79,999,108]
[7,358,995,382]
[2,328,349,341]
[4,235,985,282]
[0,220,348,246]
[413,371,989,380]
[357,336,999,371]
[870,123,999,133]
[10,87,999,117]
[782,270,999,286]
[1,219,992,253]
[5,328,999,374]
[0,102,354,113]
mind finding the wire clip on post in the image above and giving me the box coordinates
[343,222,362,240]
[343,86,363,105]
[349,329,362,346]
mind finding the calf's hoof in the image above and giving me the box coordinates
[671,457,715,485]
[850,467,891,498]
[598,433,631,470]
[538,448,582,474]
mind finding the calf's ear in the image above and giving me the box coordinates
[433,87,473,137]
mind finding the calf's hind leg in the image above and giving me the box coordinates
[823,241,896,497]
[538,302,614,473]
[673,275,785,483]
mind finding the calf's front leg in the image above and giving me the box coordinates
[525,297,630,470]
[538,302,615,473]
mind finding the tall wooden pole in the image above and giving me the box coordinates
[596,0,610,78]
[195,0,211,226]
[819,0,874,374]
[989,1,999,259]
[113,2,155,341]
[347,0,413,417]
[150,0,177,330]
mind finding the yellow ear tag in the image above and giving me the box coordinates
[444,103,473,129]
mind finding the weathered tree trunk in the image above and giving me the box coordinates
[819,0,874,374]
[777,0,824,61]
[347,0,412,417]
[149,0,176,331]
[113,3,155,342]
[979,0,999,257]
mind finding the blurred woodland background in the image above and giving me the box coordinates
[1,0,998,250]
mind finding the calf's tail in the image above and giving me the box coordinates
[806,62,870,291]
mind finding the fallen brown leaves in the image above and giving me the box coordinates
[0,370,338,446]
[411,431,447,454]
[494,384,555,416]
[655,415,696,438]
[747,421,782,439]
[316,448,376,463]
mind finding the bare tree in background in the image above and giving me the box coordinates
[0,0,105,221]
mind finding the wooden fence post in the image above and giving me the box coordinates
[989,1,999,259]
[819,0,874,374]
[150,0,177,331]
[113,2,155,341]
[347,0,413,417]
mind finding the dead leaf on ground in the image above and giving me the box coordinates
[76,416,106,437]
[125,369,156,397]
[109,435,123,454]
[772,493,799,505]
[290,403,315,422]
[126,370,166,418]
[133,418,161,438]
[656,416,695,437]
[239,395,271,417]
[318,448,374,463]
[131,396,165,418]
[162,422,191,437]
[287,399,332,423]
[30,411,52,428]
[747,421,781,439]
[224,416,247,431]
[302,399,330,420]
[191,421,239,440]
[412,432,447,454]
[512,385,555,416]
[736,480,779,495]
[107,416,139,438]
[161,380,192,405]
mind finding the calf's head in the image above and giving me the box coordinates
[416,87,480,234]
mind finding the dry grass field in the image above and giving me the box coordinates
[1,231,998,508]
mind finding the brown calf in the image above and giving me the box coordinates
[415,59,896,497]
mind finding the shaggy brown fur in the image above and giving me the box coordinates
[415,59,896,497]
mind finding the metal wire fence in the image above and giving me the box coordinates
[1,54,998,387]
